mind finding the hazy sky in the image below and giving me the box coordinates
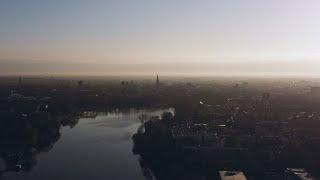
[0,0,320,75]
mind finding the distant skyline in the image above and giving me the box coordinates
[0,61,319,77]
[1,0,320,75]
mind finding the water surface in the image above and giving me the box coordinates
[2,108,174,180]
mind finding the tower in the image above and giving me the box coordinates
[156,74,160,85]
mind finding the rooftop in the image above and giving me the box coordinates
[219,171,247,180]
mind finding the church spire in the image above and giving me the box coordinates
[156,74,159,85]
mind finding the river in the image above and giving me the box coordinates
[2,108,174,180]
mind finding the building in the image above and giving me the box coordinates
[218,171,247,180]
[284,168,315,180]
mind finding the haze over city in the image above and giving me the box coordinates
[1,0,320,76]
[3,1,320,180]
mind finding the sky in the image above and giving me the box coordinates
[0,0,320,75]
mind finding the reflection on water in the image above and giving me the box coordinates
[0,108,174,180]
